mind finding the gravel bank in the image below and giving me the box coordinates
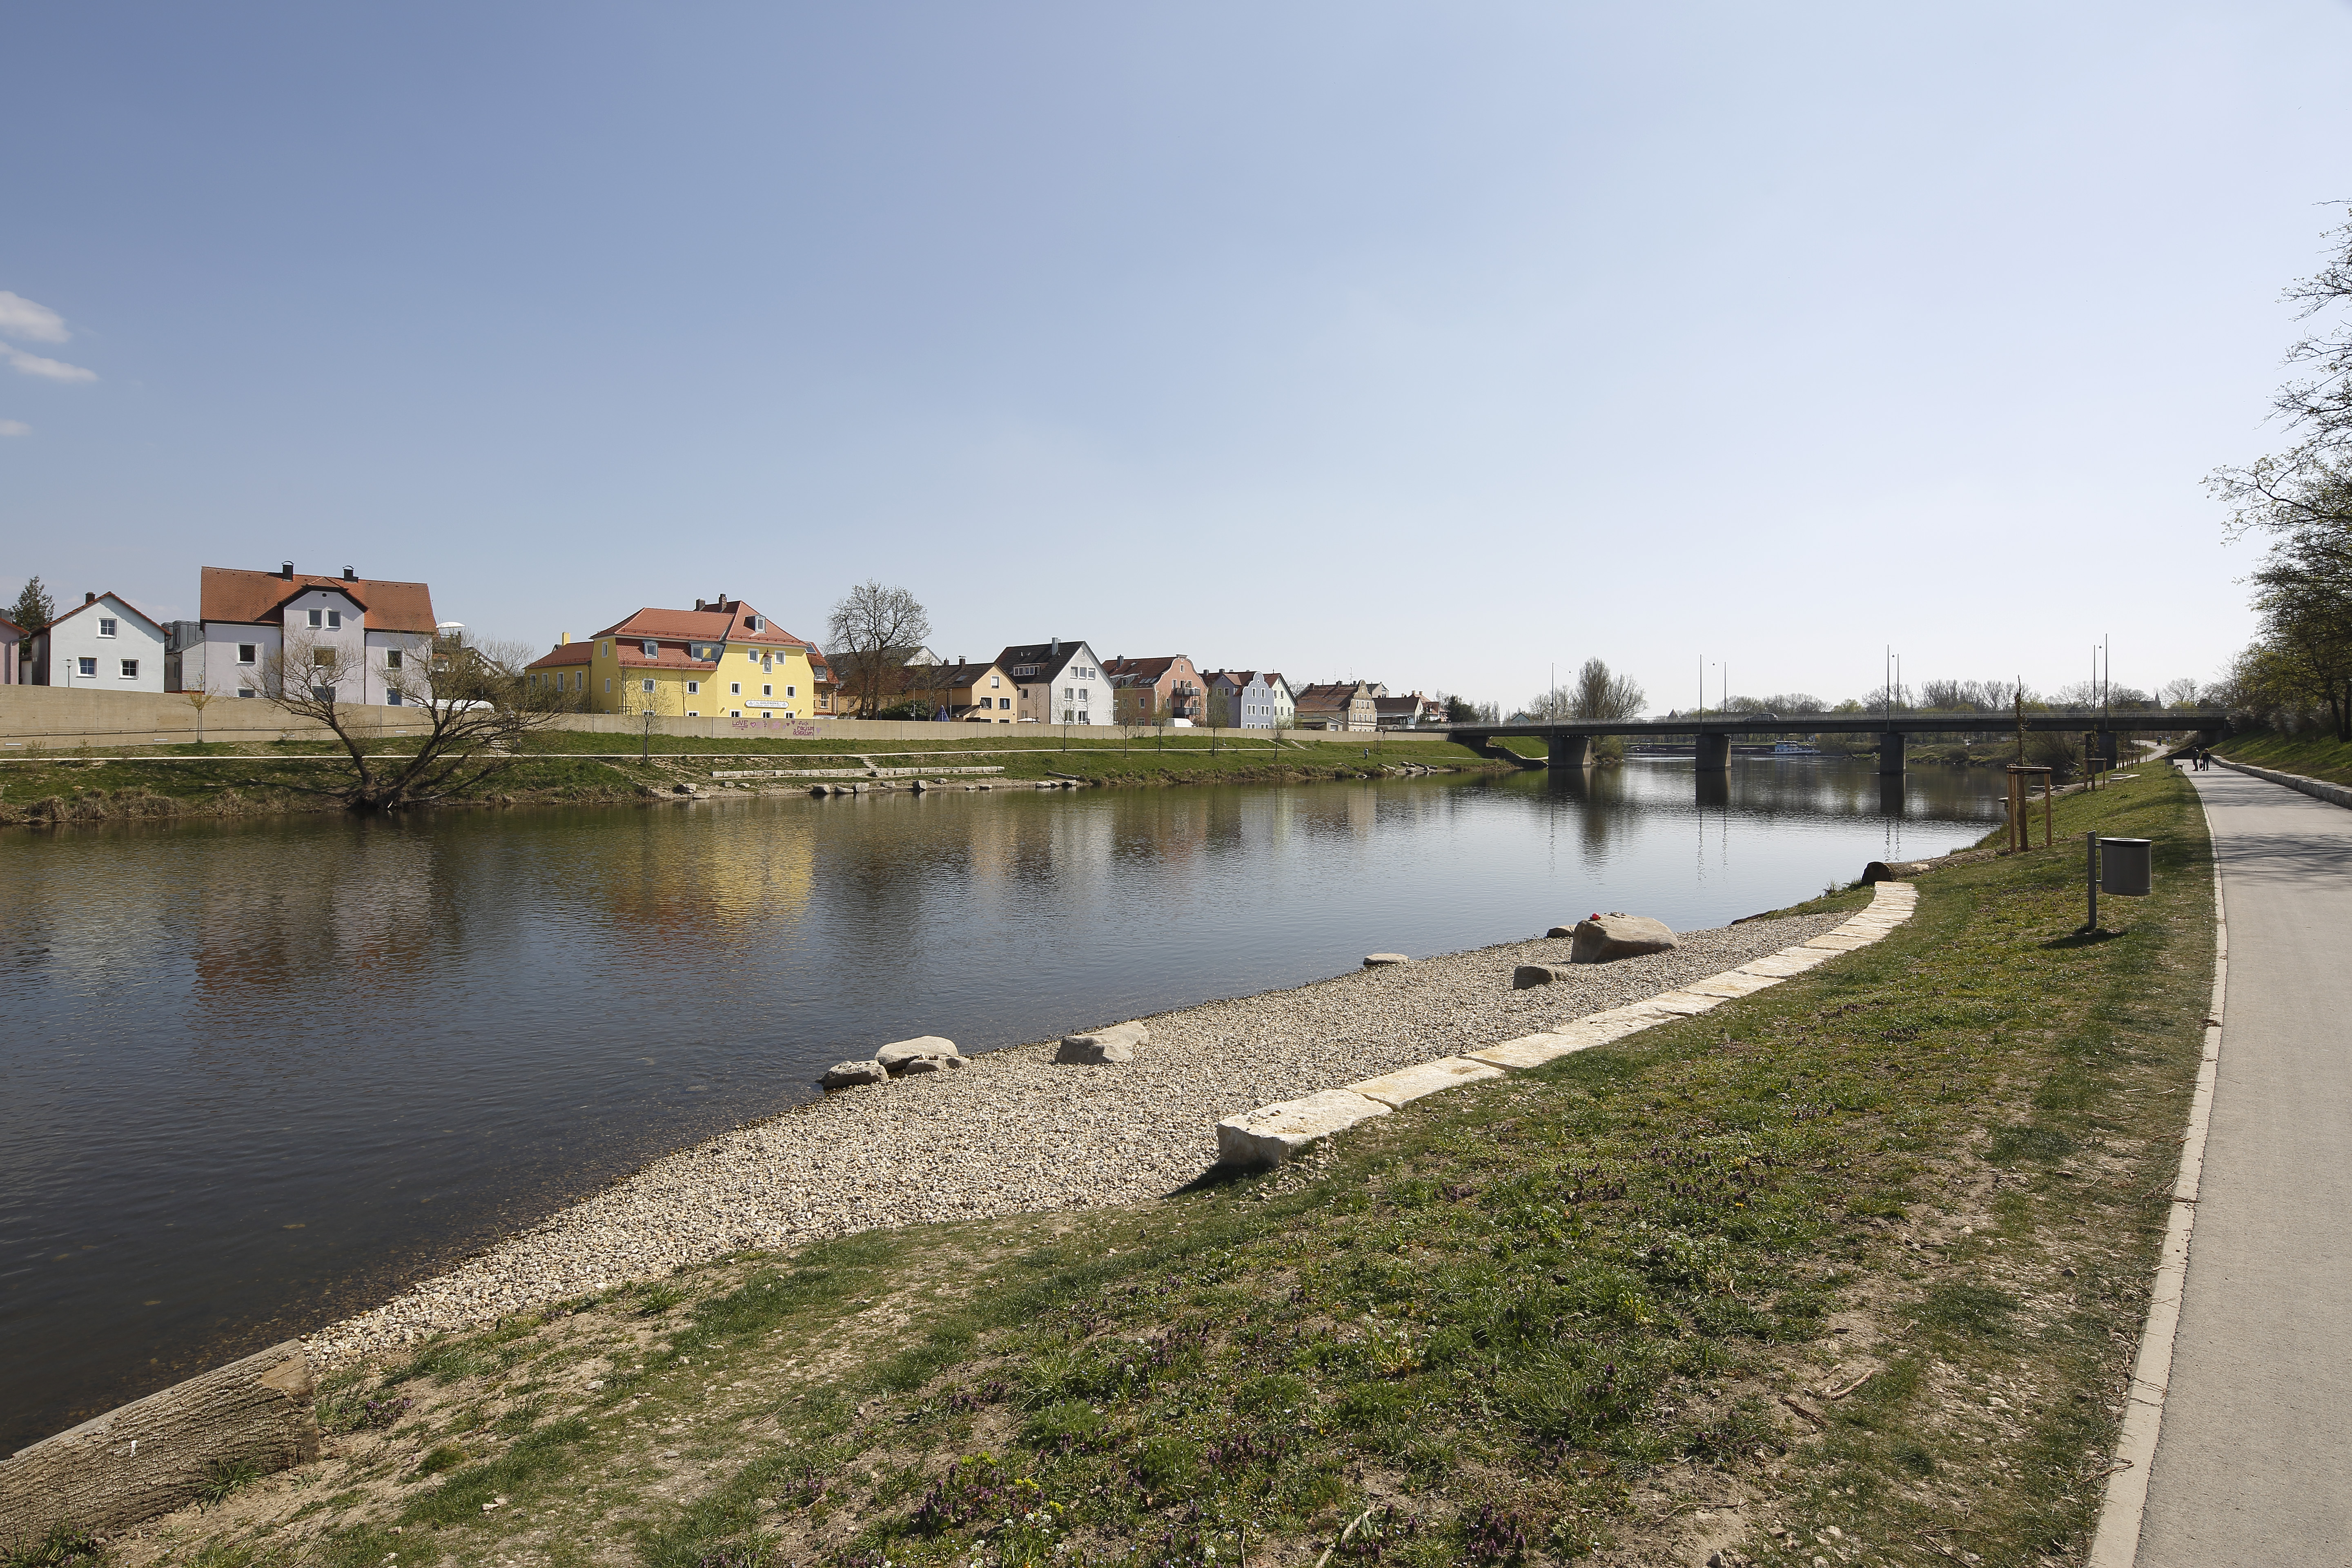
[307,911,1843,1362]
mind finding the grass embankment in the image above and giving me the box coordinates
[2212,725,2352,787]
[81,771,2211,1568]
[0,733,1501,827]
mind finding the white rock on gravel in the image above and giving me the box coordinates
[303,908,1843,1364]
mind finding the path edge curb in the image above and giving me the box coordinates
[2087,783,2227,1568]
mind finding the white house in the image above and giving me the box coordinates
[1204,670,1296,729]
[994,638,1114,725]
[173,563,440,706]
[31,592,167,691]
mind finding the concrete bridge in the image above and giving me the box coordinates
[1443,709,2228,773]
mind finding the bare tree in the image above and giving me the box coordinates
[2211,209,2352,536]
[825,581,931,719]
[255,628,573,811]
[1566,657,1646,721]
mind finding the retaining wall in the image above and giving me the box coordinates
[0,686,1443,750]
[2212,756,2352,809]
[0,1340,317,1542]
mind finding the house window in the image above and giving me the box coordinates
[387,690,403,706]
[686,681,700,694]
[1064,687,1074,699]
[731,709,741,717]
[641,679,655,694]
[998,697,1010,709]
[77,657,96,677]
[238,644,257,664]
[601,641,612,657]
[327,610,342,630]
[307,609,323,628]
[687,710,699,717]
[730,682,742,694]
[313,649,336,667]
[990,675,1000,688]
[605,678,612,693]
[120,659,140,679]
[98,617,118,638]
[385,649,402,670]
[786,685,795,697]
[762,684,773,697]
[643,640,658,657]
[237,687,255,698]
[748,650,758,662]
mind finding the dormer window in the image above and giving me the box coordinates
[642,639,659,657]
[745,615,764,632]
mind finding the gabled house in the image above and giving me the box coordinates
[1373,692,1447,729]
[173,563,438,704]
[528,595,817,719]
[1203,670,1296,730]
[928,658,1015,722]
[1103,654,1207,725]
[1293,681,1380,732]
[995,638,1112,725]
[0,613,21,685]
[31,591,168,692]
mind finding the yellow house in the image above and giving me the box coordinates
[526,595,819,719]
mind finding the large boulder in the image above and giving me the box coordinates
[876,1036,962,1076]
[1056,1021,1148,1066]
[822,1059,889,1090]
[1568,913,1678,964]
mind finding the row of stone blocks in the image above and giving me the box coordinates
[1213,882,1920,1169]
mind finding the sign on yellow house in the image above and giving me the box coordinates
[525,596,820,719]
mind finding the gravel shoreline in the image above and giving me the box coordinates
[306,911,1843,1363]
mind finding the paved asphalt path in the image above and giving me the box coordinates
[2138,766,2352,1565]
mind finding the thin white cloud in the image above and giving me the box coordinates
[0,419,28,437]
[3,344,96,382]
[0,291,71,344]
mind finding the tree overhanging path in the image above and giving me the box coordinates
[2138,768,2352,1562]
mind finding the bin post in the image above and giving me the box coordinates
[2085,831,2099,933]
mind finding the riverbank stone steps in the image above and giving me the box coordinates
[1212,881,1917,1171]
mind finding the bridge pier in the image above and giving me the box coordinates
[1879,731,1906,776]
[1545,733,1588,769]
[1694,733,1730,773]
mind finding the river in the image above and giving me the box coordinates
[0,757,1998,1452]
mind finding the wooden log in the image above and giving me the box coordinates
[0,1340,318,1541]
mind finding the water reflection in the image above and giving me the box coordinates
[0,761,2000,1452]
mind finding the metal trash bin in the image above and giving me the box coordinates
[2100,837,2152,896]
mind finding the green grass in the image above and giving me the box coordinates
[0,731,1501,825]
[2214,724,2352,786]
[147,770,2210,1566]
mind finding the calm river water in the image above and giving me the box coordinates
[0,759,1999,1451]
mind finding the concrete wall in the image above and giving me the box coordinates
[0,684,1458,749]
[2214,757,2352,811]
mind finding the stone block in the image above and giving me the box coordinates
[1512,963,1569,989]
[1345,1056,1506,1109]
[1215,1089,1391,1169]
[1645,989,1726,1016]
[1568,913,1679,964]
[822,1060,889,1090]
[1056,1022,1147,1065]
[1363,953,1410,968]
[1467,1032,1584,1069]
[0,1340,317,1542]
[876,1036,962,1075]
[1737,948,1834,978]
[1803,932,1874,951]
[1684,970,1783,999]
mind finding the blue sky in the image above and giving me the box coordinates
[5,2,2350,710]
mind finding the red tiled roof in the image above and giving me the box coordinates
[525,641,594,670]
[200,567,437,634]
[595,602,810,648]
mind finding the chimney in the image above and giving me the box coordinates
[86,591,96,604]
[559,632,570,645]
[695,599,705,612]
[1050,636,1059,654]
[281,561,294,579]
[343,566,356,581]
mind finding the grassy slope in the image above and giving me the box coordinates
[2213,726,2352,786]
[0,734,1502,826]
[93,771,2210,1568]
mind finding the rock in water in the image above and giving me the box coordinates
[822,1060,888,1090]
[875,1036,962,1076]
[1056,1021,1148,1065]
[1568,913,1678,964]
[1362,953,1409,968]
